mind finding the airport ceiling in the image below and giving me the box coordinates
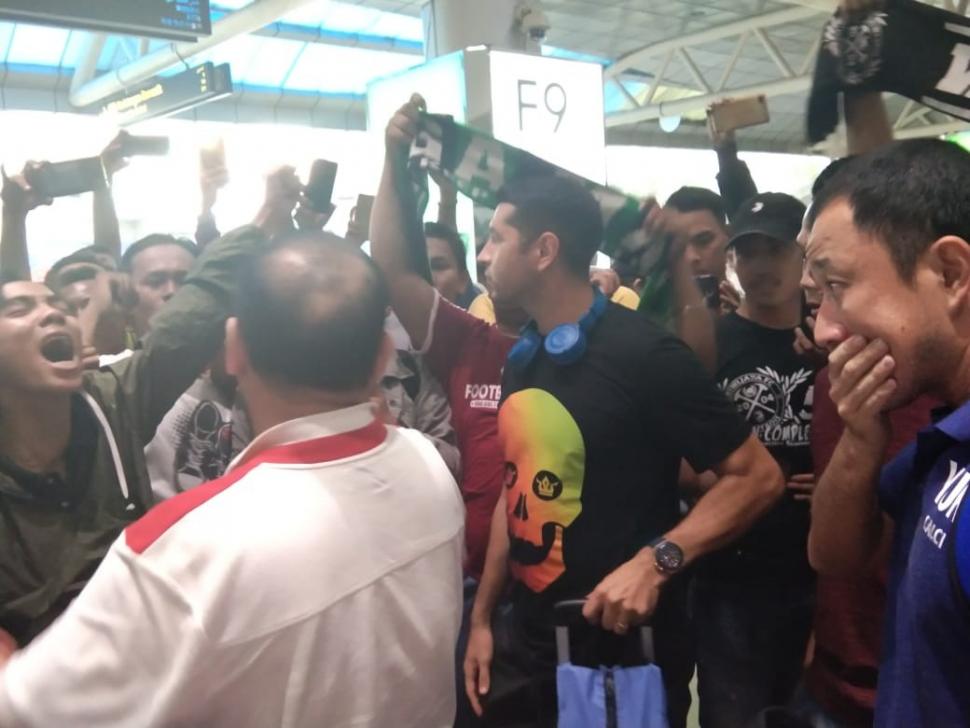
[0,0,966,153]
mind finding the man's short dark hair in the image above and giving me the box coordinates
[424,221,469,277]
[121,234,198,272]
[804,157,855,230]
[44,250,105,288]
[665,186,728,228]
[811,157,854,199]
[496,175,603,277]
[235,235,389,392]
[813,139,970,280]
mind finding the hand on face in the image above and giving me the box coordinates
[828,335,895,448]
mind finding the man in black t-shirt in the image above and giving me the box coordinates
[689,192,820,728]
[410,159,783,724]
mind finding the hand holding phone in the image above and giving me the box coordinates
[1,163,53,214]
[305,160,338,214]
[101,132,170,178]
[695,275,720,310]
[347,194,375,246]
[707,96,770,137]
[120,135,170,157]
[200,140,229,188]
[24,158,107,199]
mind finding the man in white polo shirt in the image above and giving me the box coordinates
[0,235,465,728]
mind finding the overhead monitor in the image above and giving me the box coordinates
[0,0,211,41]
[101,62,232,125]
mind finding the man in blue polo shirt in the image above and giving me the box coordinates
[806,138,970,727]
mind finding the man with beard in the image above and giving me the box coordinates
[403,133,785,728]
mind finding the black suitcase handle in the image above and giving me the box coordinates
[553,599,655,665]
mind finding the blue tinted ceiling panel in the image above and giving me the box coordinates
[284,43,418,94]
[604,78,648,113]
[367,13,423,42]
[194,33,262,70]
[7,23,70,66]
[211,0,251,9]
[542,45,609,66]
[60,30,92,68]
[235,36,305,87]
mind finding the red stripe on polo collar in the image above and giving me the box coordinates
[126,419,386,555]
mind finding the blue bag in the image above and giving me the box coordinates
[554,600,668,728]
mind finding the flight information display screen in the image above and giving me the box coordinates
[0,1,211,41]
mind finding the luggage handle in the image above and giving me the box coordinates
[553,599,655,666]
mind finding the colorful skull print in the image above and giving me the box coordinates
[499,388,586,592]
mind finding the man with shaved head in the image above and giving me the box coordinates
[0,234,465,728]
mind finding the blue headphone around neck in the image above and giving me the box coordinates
[507,288,608,372]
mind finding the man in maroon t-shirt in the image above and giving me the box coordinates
[418,294,521,578]
[370,96,529,728]
[368,135,526,581]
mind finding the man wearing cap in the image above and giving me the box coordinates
[686,192,821,728]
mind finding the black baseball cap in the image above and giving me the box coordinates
[727,192,807,249]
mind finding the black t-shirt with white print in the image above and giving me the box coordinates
[697,311,818,585]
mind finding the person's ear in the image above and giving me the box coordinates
[929,236,970,317]
[223,318,249,378]
[534,231,561,273]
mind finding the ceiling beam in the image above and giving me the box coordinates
[69,0,326,108]
[251,22,422,55]
[606,6,823,79]
[606,75,811,127]
[895,120,968,138]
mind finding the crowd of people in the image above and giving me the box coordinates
[0,1,969,727]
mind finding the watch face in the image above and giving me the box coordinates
[655,541,684,573]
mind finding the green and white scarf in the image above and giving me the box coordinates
[409,113,675,326]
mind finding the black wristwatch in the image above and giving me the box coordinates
[649,538,685,576]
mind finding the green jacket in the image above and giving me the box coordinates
[0,225,266,645]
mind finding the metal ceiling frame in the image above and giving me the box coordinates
[605,6,825,128]
[68,0,324,108]
[606,0,970,142]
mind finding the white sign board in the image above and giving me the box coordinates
[488,50,607,184]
